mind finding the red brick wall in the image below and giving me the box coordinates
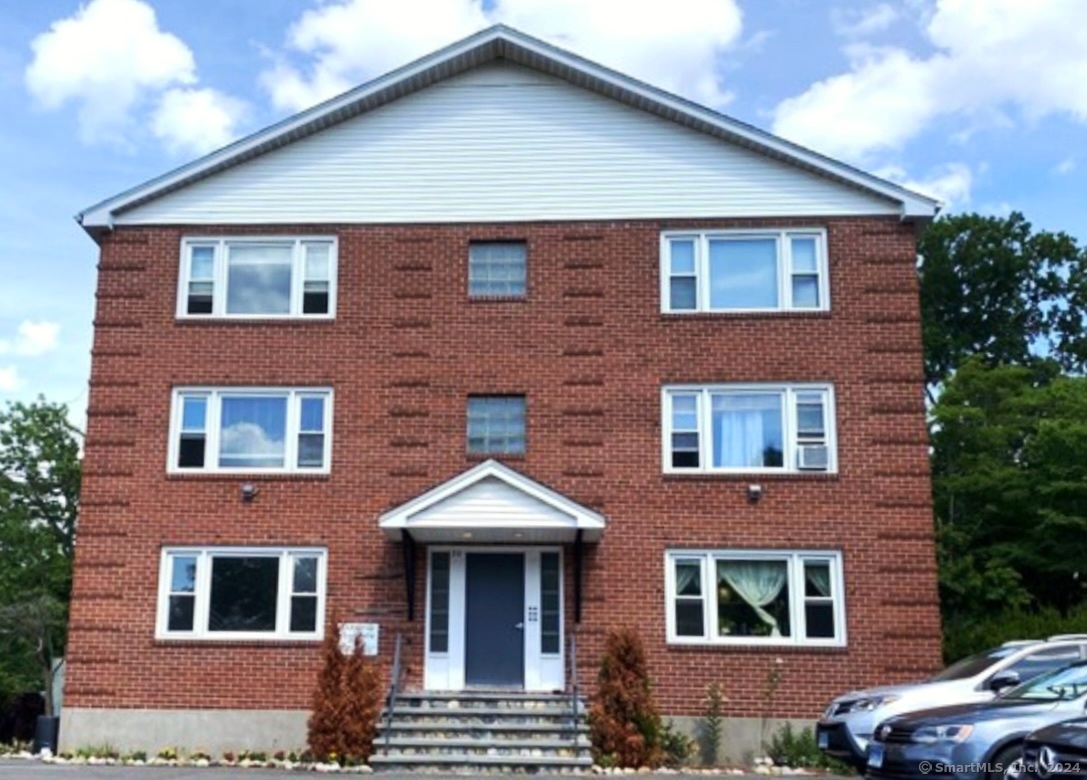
[67,216,940,718]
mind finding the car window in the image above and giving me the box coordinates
[1005,662,1087,701]
[930,646,1025,682]
[1001,646,1084,687]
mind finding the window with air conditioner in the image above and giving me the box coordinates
[663,385,835,474]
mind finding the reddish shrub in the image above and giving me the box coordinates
[306,618,347,760]
[589,627,665,768]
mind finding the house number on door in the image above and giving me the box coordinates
[527,606,539,622]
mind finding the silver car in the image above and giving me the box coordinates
[865,661,1087,780]
[817,638,1087,768]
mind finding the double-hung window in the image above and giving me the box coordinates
[662,230,828,312]
[663,385,834,473]
[170,388,332,474]
[665,550,845,646]
[178,237,336,318]
[158,548,326,640]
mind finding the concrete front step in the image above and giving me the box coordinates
[369,752,593,772]
[374,691,592,773]
[386,720,588,734]
[383,727,588,743]
[383,736,592,750]
[384,705,578,721]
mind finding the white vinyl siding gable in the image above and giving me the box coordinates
[116,65,899,226]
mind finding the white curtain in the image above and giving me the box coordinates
[675,562,700,595]
[806,565,831,597]
[712,394,779,467]
[718,560,787,636]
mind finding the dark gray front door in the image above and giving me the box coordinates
[465,553,524,687]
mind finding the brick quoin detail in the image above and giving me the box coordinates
[69,215,941,718]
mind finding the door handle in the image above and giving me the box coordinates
[515,622,524,630]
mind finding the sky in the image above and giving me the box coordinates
[1,0,1086,423]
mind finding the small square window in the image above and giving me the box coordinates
[469,242,527,298]
[467,395,526,455]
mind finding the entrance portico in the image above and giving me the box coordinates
[378,460,606,691]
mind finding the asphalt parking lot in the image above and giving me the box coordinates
[0,762,774,780]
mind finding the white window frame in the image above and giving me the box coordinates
[177,236,338,319]
[664,549,846,647]
[156,547,327,641]
[660,229,829,313]
[662,384,836,474]
[168,387,333,475]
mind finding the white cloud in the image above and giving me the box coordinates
[831,4,901,38]
[773,0,1087,162]
[493,0,743,108]
[774,46,939,160]
[262,0,744,112]
[261,0,489,111]
[26,0,245,153]
[0,320,61,357]
[877,162,973,209]
[152,88,249,156]
[220,422,284,460]
[0,366,22,393]
[1054,157,1077,175]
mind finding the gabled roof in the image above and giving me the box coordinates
[378,459,606,544]
[77,24,939,233]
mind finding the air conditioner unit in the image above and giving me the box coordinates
[797,444,829,471]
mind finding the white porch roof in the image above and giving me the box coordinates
[378,460,606,544]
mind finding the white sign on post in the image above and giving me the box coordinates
[339,623,379,656]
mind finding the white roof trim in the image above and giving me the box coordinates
[378,459,606,542]
[77,25,939,232]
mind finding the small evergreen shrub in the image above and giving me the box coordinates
[307,618,348,760]
[307,617,384,764]
[341,639,384,762]
[697,682,727,765]
[661,720,697,767]
[589,627,665,769]
[767,723,854,773]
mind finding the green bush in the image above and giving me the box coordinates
[697,682,726,766]
[661,721,696,768]
[943,603,1087,663]
[767,723,853,773]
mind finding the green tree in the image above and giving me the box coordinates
[0,398,81,714]
[931,359,1087,624]
[919,212,1087,390]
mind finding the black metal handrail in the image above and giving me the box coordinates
[568,632,580,746]
[383,633,403,755]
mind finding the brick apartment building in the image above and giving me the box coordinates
[63,26,942,757]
